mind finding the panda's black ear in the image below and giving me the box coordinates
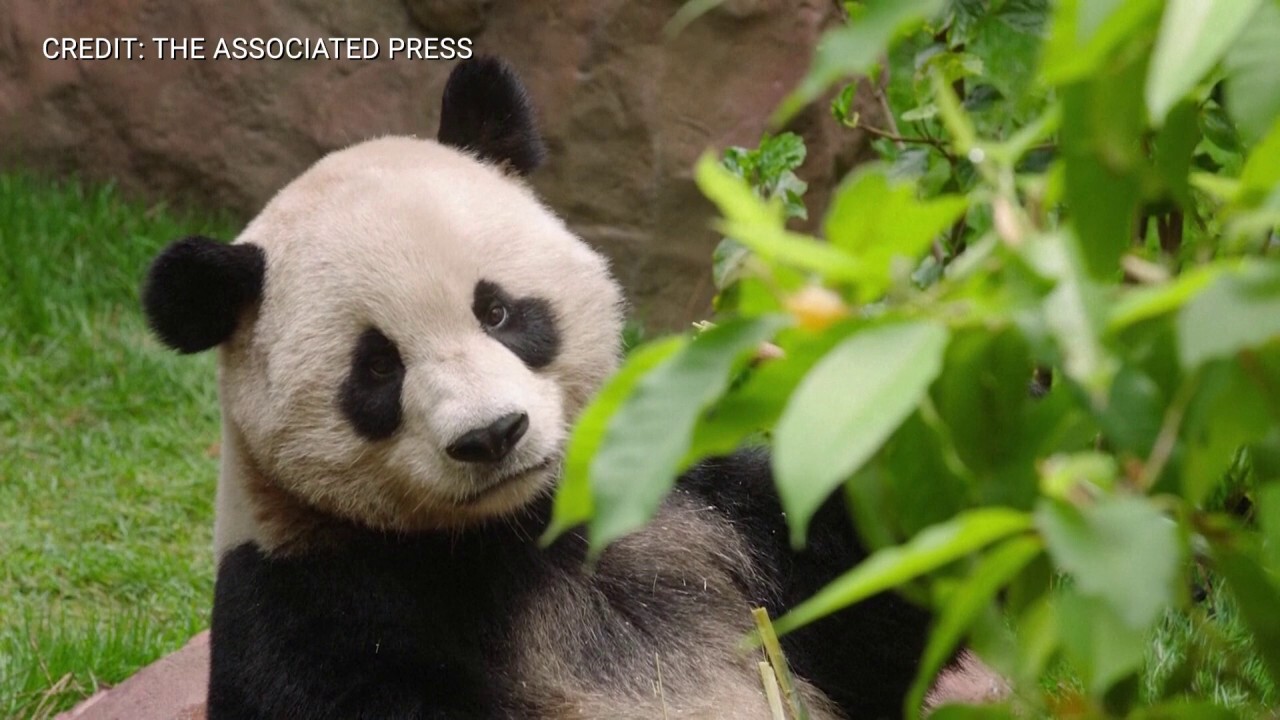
[141,236,265,354]
[437,56,546,176]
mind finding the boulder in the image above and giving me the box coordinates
[0,0,879,328]
[55,631,208,720]
[404,0,495,35]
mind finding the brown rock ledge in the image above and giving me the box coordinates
[55,631,208,720]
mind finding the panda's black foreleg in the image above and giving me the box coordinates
[678,448,932,720]
[206,542,496,720]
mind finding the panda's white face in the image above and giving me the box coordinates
[217,136,623,533]
[141,59,627,548]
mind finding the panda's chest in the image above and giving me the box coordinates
[361,530,565,641]
[212,511,788,719]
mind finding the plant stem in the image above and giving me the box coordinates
[752,607,809,720]
[759,662,787,720]
[860,124,955,157]
[1137,371,1201,491]
[872,65,906,152]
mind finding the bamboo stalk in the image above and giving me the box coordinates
[752,607,809,720]
[758,661,788,720]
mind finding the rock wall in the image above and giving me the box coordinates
[0,0,876,328]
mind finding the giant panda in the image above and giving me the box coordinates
[140,57,934,719]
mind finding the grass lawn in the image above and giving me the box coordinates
[0,173,239,719]
[1145,577,1277,714]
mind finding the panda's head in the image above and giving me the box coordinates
[142,58,624,539]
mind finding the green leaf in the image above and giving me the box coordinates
[1212,542,1280,687]
[710,237,751,291]
[758,132,807,182]
[1223,1,1280,145]
[714,275,786,316]
[990,103,1062,166]
[703,150,782,227]
[1177,260,1280,369]
[932,70,978,154]
[1249,431,1280,483]
[904,536,1043,720]
[1013,596,1060,689]
[774,321,950,546]
[587,316,788,553]
[774,0,947,124]
[832,82,859,127]
[928,706,1016,720]
[714,222,859,282]
[683,321,863,465]
[696,154,864,281]
[930,328,1034,479]
[1106,265,1222,333]
[1056,587,1148,696]
[773,508,1034,635]
[1258,481,1280,577]
[900,104,939,122]
[544,337,685,542]
[996,0,1051,35]
[721,145,752,178]
[1182,359,1275,504]
[824,167,967,301]
[844,461,901,554]
[1189,171,1241,202]
[1040,0,1162,85]
[847,412,973,545]
[1238,119,1280,205]
[923,51,985,85]
[1036,496,1183,630]
[1038,233,1115,394]
[1098,368,1163,458]
[1145,0,1261,123]
[780,182,809,221]
[1059,58,1145,279]
[1039,452,1119,500]
[721,132,810,220]
[1152,100,1201,208]
[1201,99,1243,153]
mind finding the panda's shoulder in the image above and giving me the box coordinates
[674,447,787,537]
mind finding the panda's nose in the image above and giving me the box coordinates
[446,412,529,464]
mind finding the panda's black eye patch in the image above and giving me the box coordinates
[472,280,560,369]
[338,328,404,440]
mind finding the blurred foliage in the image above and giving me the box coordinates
[559,0,1280,716]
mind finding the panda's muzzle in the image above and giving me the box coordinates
[446,411,529,464]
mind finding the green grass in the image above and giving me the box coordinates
[1146,576,1278,716]
[0,173,239,719]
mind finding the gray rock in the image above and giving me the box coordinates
[55,631,208,720]
[404,0,494,35]
[0,0,877,328]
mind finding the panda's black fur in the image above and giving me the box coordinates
[205,452,928,719]
[142,56,933,719]
[141,236,266,354]
[437,56,546,176]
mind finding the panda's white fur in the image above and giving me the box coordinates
[142,57,941,719]
[214,135,621,555]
